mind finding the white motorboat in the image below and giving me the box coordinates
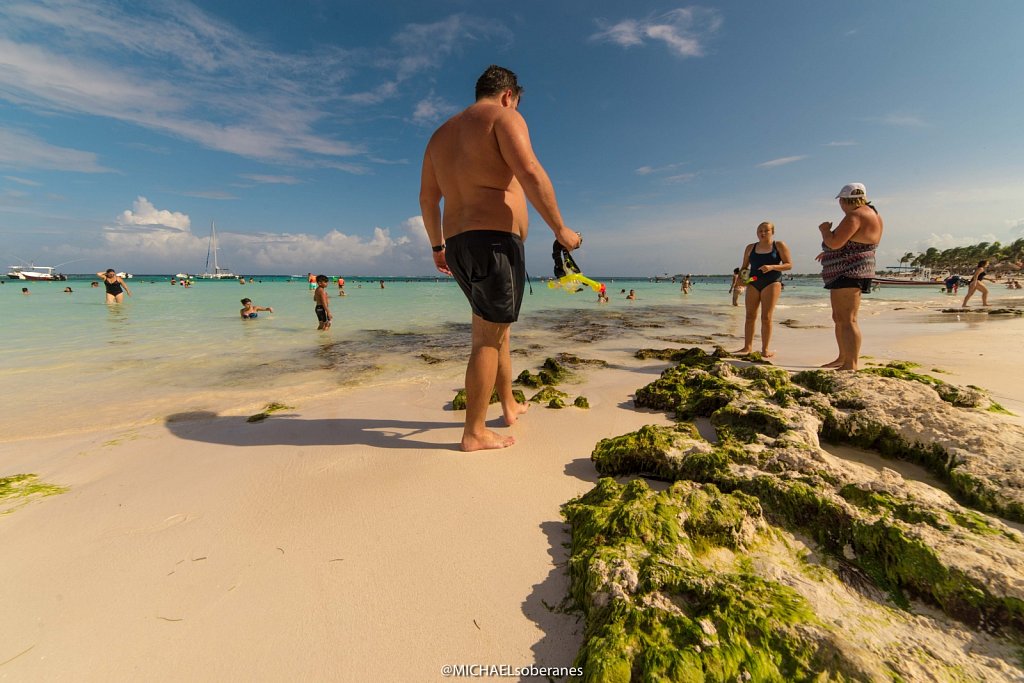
[6,265,67,281]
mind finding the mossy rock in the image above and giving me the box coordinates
[451,388,526,410]
[634,346,725,367]
[556,352,610,368]
[737,364,793,393]
[574,396,590,409]
[529,386,569,404]
[563,478,866,681]
[515,369,544,388]
[859,362,987,408]
[792,370,840,395]
[540,357,570,384]
[548,397,566,409]
[710,402,792,442]
[591,423,731,482]
[634,366,742,419]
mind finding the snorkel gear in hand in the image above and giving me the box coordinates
[548,239,605,294]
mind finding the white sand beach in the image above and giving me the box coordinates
[2,303,1023,680]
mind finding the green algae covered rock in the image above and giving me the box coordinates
[548,397,566,409]
[515,369,544,388]
[539,357,571,385]
[634,346,725,366]
[563,478,857,682]
[574,396,590,409]
[591,424,732,482]
[634,365,742,419]
[529,386,569,404]
[451,388,526,410]
[860,361,988,408]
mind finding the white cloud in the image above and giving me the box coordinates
[591,8,722,57]
[757,155,808,168]
[665,173,697,184]
[99,199,434,273]
[239,174,302,185]
[4,175,42,186]
[114,196,191,231]
[412,95,458,126]
[0,127,111,172]
[1008,219,1024,234]
[824,141,857,147]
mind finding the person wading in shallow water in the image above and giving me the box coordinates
[419,64,581,452]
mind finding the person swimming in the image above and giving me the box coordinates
[240,298,273,319]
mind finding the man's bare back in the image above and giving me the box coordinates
[424,102,529,241]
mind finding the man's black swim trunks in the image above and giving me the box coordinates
[446,230,525,324]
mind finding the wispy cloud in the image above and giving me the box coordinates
[412,95,459,126]
[757,155,808,168]
[635,162,688,176]
[239,174,303,185]
[665,173,697,183]
[181,190,238,200]
[4,175,42,186]
[591,8,722,57]
[824,141,858,147]
[0,126,112,172]
[0,2,507,171]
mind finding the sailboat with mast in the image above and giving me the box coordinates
[196,221,236,279]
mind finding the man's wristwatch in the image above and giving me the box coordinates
[432,244,445,252]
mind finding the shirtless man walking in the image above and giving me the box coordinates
[419,65,581,451]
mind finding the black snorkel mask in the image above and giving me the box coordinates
[552,239,583,279]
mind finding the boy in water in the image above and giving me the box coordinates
[313,274,332,330]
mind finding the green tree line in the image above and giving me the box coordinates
[895,238,1024,274]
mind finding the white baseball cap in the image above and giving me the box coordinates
[836,182,867,199]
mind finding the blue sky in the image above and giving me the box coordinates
[1,0,1022,276]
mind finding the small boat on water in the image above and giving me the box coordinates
[196,221,236,279]
[6,264,68,281]
[872,267,953,288]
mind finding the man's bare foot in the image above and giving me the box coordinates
[761,349,776,358]
[838,364,858,371]
[502,401,529,426]
[461,429,515,452]
[732,347,753,355]
[820,358,843,368]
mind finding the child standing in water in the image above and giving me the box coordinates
[313,274,332,330]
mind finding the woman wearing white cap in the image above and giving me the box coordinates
[817,183,884,370]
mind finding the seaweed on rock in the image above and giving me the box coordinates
[562,478,865,682]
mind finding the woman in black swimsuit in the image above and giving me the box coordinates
[733,222,792,358]
[97,268,131,303]
[961,259,990,308]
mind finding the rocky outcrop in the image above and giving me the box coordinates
[563,349,1024,680]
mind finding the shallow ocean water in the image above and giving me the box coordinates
[0,274,988,441]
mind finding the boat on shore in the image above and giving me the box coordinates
[196,221,236,280]
[6,265,68,281]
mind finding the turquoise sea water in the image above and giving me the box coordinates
[0,273,995,441]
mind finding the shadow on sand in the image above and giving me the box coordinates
[164,410,460,450]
